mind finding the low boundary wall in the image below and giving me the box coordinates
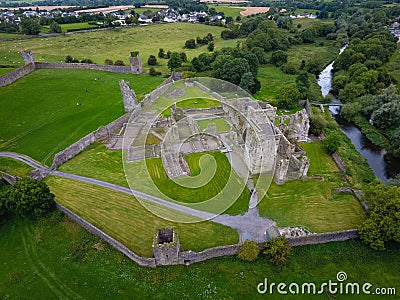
[55,201,360,267]
[0,63,36,87]
[36,62,133,74]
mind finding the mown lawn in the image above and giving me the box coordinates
[0,211,398,299]
[0,69,163,165]
[59,144,250,215]
[45,176,239,257]
[258,140,366,232]
[41,22,99,34]
[0,22,239,72]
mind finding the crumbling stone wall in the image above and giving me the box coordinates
[119,80,138,112]
[0,172,20,185]
[0,63,36,87]
[36,62,133,74]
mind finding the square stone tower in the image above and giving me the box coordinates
[129,51,143,74]
[152,228,180,265]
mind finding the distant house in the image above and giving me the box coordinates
[112,19,126,26]
[138,14,152,23]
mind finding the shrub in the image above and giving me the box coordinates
[114,60,125,66]
[238,240,259,262]
[104,59,113,65]
[149,67,161,76]
[185,39,196,49]
[323,134,340,154]
[263,236,292,265]
[80,58,93,64]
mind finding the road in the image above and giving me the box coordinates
[0,151,275,242]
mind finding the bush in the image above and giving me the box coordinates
[114,60,125,66]
[309,114,327,135]
[80,58,93,64]
[263,236,292,265]
[270,50,288,67]
[149,67,161,76]
[147,55,157,65]
[323,134,340,154]
[238,240,259,262]
[185,39,196,49]
[281,64,297,74]
[6,178,55,218]
[104,59,113,65]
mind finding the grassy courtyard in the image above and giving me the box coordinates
[0,69,163,165]
[197,117,231,132]
[0,212,398,299]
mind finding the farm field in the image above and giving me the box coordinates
[0,157,33,177]
[258,141,366,232]
[41,22,99,34]
[0,69,164,165]
[45,176,239,257]
[0,23,241,72]
[0,68,14,75]
[208,4,245,18]
[1,212,398,299]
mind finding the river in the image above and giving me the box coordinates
[317,46,400,183]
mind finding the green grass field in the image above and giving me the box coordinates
[0,23,239,72]
[209,4,245,19]
[45,176,239,257]
[0,69,163,165]
[197,117,231,132]
[0,68,14,75]
[59,144,249,215]
[0,32,22,39]
[258,140,366,232]
[41,22,99,34]
[1,212,398,299]
[0,157,33,177]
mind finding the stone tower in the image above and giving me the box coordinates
[119,80,138,113]
[152,228,181,265]
[21,50,35,65]
[129,51,143,74]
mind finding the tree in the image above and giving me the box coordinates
[179,52,187,62]
[300,28,317,43]
[322,134,340,154]
[309,114,326,135]
[6,179,55,218]
[185,39,196,49]
[296,71,310,95]
[147,55,157,65]
[219,58,250,85]
[358,183,400,250]
[167,52,182,71]
[19,17,41,35]
[238,240,259,262]
[276,83,302,109]
[239,72,256,94]
[270,50,288,67]
[49,21,62,33]
[207,41,214,52]
[263,237,292,265]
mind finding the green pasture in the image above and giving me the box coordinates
[0,32,22,38]
[45,176,238,257]
[0,23,238,72]
[209,4,245,18]
[41,22,99,34]
[0,157,33,177]
[0,68,14,75]
[1,212,399,299]
[0,69,163,165]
